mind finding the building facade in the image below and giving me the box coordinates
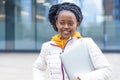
[0,0,120,52]
[113,0,120,21]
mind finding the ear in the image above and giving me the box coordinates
[76,22,80,30]
[56,20,58,27]
[77,22,80,28]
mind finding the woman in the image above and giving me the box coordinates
[33,2,112,80]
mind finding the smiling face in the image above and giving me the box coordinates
[56,10,80,39]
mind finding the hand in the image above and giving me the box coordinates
[72,77,81,80]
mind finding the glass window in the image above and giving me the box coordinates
[36,0,56,50]
[0,0,120,52]
[80,0,104,49]
[0,0,5,50]
[15,0,36,50]
[114,0,119,6]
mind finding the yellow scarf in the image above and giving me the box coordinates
[51,32,82,49]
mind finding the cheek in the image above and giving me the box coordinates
[56,26,62,33]
[72,26,78,31]
[56,23,60,31]
[56,24,62,30]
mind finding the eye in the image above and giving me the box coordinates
[59,22,65,25]
[68,22,74,26]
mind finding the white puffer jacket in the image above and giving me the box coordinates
[33,37,112,80]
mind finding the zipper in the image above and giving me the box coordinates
[60,38,73,80]
[51,38,74,80]
[62,38,73,52]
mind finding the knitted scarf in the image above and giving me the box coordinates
[51,32,82,49]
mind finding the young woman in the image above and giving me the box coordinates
[33,2,112,80]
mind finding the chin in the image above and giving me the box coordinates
[63,36,70,39]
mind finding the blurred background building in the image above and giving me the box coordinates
[0,0,120,52]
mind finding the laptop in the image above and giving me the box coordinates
[60,39,94,79]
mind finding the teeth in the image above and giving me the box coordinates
[63,31,69,34]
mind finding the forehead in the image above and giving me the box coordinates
[57,10,76,20]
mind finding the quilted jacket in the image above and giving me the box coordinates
[33,37,112,80]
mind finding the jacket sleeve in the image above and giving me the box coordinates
[79,38,112,80]
[33,43,48,80]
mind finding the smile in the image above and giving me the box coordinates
[62,31,70,35]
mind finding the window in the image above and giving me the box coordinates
[0,0,5,50]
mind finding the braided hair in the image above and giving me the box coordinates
[48,2,83,31]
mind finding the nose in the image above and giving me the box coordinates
[64,24,69,28]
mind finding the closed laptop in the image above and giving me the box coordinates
[60,39,94,79]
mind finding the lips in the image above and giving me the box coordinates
[62,30,70,35]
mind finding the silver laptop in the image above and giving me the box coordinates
[60,39,94,79]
